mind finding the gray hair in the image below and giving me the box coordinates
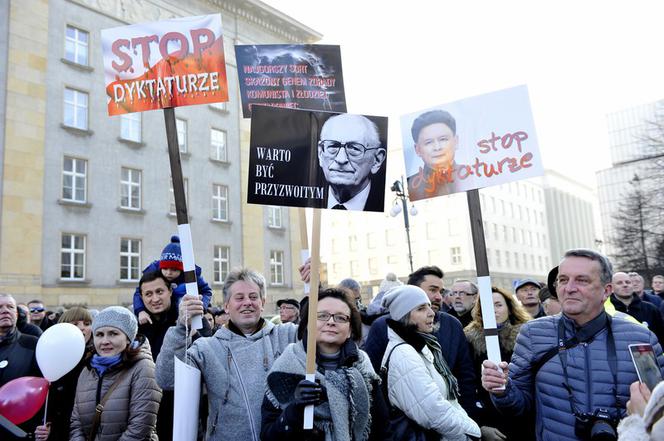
[561,249,613,285]
[320,114,381,148]
[627,272,644,283]
[222,268,266,303]
[453,279,478,295]
[0,293,16,305]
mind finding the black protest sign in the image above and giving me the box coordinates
[235,44,346,118]
[248,105,388,212]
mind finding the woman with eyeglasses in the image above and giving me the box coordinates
[260,288,388,441]
[382,285,480,441]
[463,287,533,441]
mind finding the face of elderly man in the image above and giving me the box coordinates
[317,114,386,202]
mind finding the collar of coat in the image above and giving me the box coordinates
[464,321,522,356]
[227,317,266,337]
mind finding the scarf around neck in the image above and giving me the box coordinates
[90,353,122,376]
[418,331,460,400]
[265,341,378,441]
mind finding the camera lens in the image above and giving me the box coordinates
[590,421,616,441]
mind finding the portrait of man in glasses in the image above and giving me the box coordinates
[317,113,387,211]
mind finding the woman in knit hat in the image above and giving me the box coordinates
[381,285,480,441]
[69,306,162,441]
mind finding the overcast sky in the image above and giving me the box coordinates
[262,0,664,189]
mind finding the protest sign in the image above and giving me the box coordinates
[235,44,346,118]
[102,14,229,116]
[401,85,542,201]
[248,105,388,212]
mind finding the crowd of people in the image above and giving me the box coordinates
[1,238,664,440]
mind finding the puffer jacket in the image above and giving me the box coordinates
[155,319,297,441]
[382,323,481,441]
[70,338,162,441]
[492,313,664,441]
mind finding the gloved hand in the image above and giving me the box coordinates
[283,379,327,425]
[481,426,507,441]
[293,379,327,407]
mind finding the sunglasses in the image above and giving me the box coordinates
[30,307,45,313]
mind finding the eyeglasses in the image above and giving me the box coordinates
[449,291,476,297]
[316,312,351,324]
[279,305,298,310]
[318,140,381,159]
[30,307,45,313]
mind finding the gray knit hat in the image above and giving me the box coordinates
[92,306,138,342]
[382,285,431,321]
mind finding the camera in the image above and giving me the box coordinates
[574,408,617,441]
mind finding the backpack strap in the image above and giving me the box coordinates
[379,342,408,398]
[88,369,130,441]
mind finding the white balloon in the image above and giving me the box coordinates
[36,323,86,382]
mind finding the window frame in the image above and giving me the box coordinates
[62,156,87,203]
[119,238,141,282]
[60,233,86,280]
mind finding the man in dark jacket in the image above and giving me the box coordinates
[482,249,664,441]
[610,271,664,344]
[0,294,42,440]
[364,265,479,420]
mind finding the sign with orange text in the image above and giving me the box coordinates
[102,14,229,116]
[401,85,542,201]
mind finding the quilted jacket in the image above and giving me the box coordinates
[69,339,162,441]
[382,326,481,440]
[492,313,664,440]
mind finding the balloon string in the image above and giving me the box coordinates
[42,388,49,426]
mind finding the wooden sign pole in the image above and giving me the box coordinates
[303,208,321,429]
[164,107,202,330]
[467,189,501,365]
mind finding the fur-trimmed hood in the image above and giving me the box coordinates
[464,321,522,356]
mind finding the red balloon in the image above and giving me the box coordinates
[0,376,49,424]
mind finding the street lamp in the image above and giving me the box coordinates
[390,177,417,273]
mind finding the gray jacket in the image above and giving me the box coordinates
[156,320,297,441]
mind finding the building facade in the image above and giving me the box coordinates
[597,100,663,259]
[323,169,597,298]
[0,0,320,310]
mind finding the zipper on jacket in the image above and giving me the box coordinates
[229,350,259,441]
[584,342,592,412]
[95,371,106,405]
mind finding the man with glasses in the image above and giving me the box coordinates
[449,279,478,328]
[27,299,54,331]
[317,113,386,211]
[276,298,300,324]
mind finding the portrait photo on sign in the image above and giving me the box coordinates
[248,105,388,212]
[235,44,346,118]
[400,85,542,201]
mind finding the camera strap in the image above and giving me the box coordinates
[557,313,619,415]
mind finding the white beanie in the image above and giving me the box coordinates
[382,285,431,321]
[92,306,138,342]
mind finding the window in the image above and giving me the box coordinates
[495,249,501,267]
[385,231,396,246]
[514,251,519,268]
[502,225,508,241]
[63,87,88,130]
[61,233,85,280]
[210,128,227,161]
[450,247,462,265]
[369,257,378,275]
[493,223,498,240]
[176,119,188,153]
[448,218,460,235]
[120,167,141,210]
[64,25,89,65]
[62,156,87,202]
[270,250,284,285]
[349,235,358,251]
[387,255,398,264]
[212,184,229,221]
[169,178,188,215]
[213,246,230,283]
[505,250,511,267]
[268,206,282,228]
[120,238,141,281]
[350,260,360,277]
[120,113,141,142]
[538,255,543,271]
[539,212,545,225]
[501,200,506,215]
[523,253,528,269]
[367,232,377,248]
